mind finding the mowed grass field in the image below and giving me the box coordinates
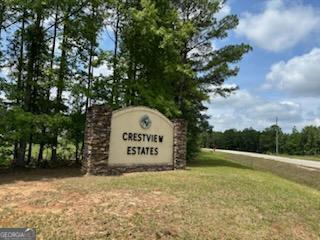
[276,154,320,162]
[1,152,320,239]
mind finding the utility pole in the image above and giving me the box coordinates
[275,117,279,155]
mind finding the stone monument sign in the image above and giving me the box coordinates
[83,105,187,175]
[108,107,174,167]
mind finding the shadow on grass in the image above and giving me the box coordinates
[0,152,253,186]
[0,167,83,186]
[189,153,251,170]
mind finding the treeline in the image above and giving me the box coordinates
[0,0,251,168]
[202,125,320,155]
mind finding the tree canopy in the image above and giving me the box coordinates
[0,0,251,168]
[203,125,320,156]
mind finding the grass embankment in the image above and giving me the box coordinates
[274,154,320,162]
[214,151,320,191]
[0,152,320,239]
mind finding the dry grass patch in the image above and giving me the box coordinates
[0,153,320,239]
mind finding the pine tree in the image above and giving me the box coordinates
[172,0,251,158]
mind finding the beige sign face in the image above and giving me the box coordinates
[108,107,174,166]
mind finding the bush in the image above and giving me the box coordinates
[0,147,12,169]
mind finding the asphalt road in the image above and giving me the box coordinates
[215,149,320,170]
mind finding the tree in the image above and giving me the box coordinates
[301,126,320,155]
[259,125,283,154]
[283,126,302,155]
[171,0,251,158]
[118,0,251,159]
[240,128,260,152]
[0,0,251,168]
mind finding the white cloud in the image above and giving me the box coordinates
[210,86,253,107]
[312,118,320,126]
[246,101,302,122]
[0,67,9,78]
[264,48,320,96]
[207,88,320,132]
[216,3,231,20]
[236,0,320,52]
[93,63,112,77]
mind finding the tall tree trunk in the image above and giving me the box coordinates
[37,140,44,164]
[82,42,94,159]
[23,9,46,165]
[51,18,67,162]
[17,11,26,103]
[16,141,26,167]
[178,44,188,108]
[75,142,79,164]
[15,10,27,167]
[51,132,58,164]
[39,7,58,163]
[0,3,5,40]
[125,51,137,106]
[82,5,97,159]
[13,142,19,161]
[85,43,94,114]
[111,12,120,106]
[26,134,33,165]
[37,127,46,164]
[24,14,42,113]
[25,13,42,164]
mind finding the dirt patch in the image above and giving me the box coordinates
[0,179,181,240]
[0,181,62,214]
[0,180,180,231]
[0,181,57,196]
[97,190,178,216]
[60,190,180,238]
[291,223,317,240]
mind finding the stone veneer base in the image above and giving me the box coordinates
[85,164,174,176]
[83,105,187,175]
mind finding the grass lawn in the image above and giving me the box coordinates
[274,154,320,162]
[214,151,320,191]
[0,152,320,239]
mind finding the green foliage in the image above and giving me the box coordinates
[259,125,282,153]
[203,125,320,156]
[115,0,252,159]
[301,126,320,155]
[0,0,251,167]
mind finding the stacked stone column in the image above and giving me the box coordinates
[82,105,112,175]
[172,119,188,169]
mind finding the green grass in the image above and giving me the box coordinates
[273,154,320,162]
[0,141,77,168]
[215,151,320,191]
[0,152,320,239]
[30,142,76,161]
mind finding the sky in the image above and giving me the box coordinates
[99,0,320,133]
[206,0,320,132]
